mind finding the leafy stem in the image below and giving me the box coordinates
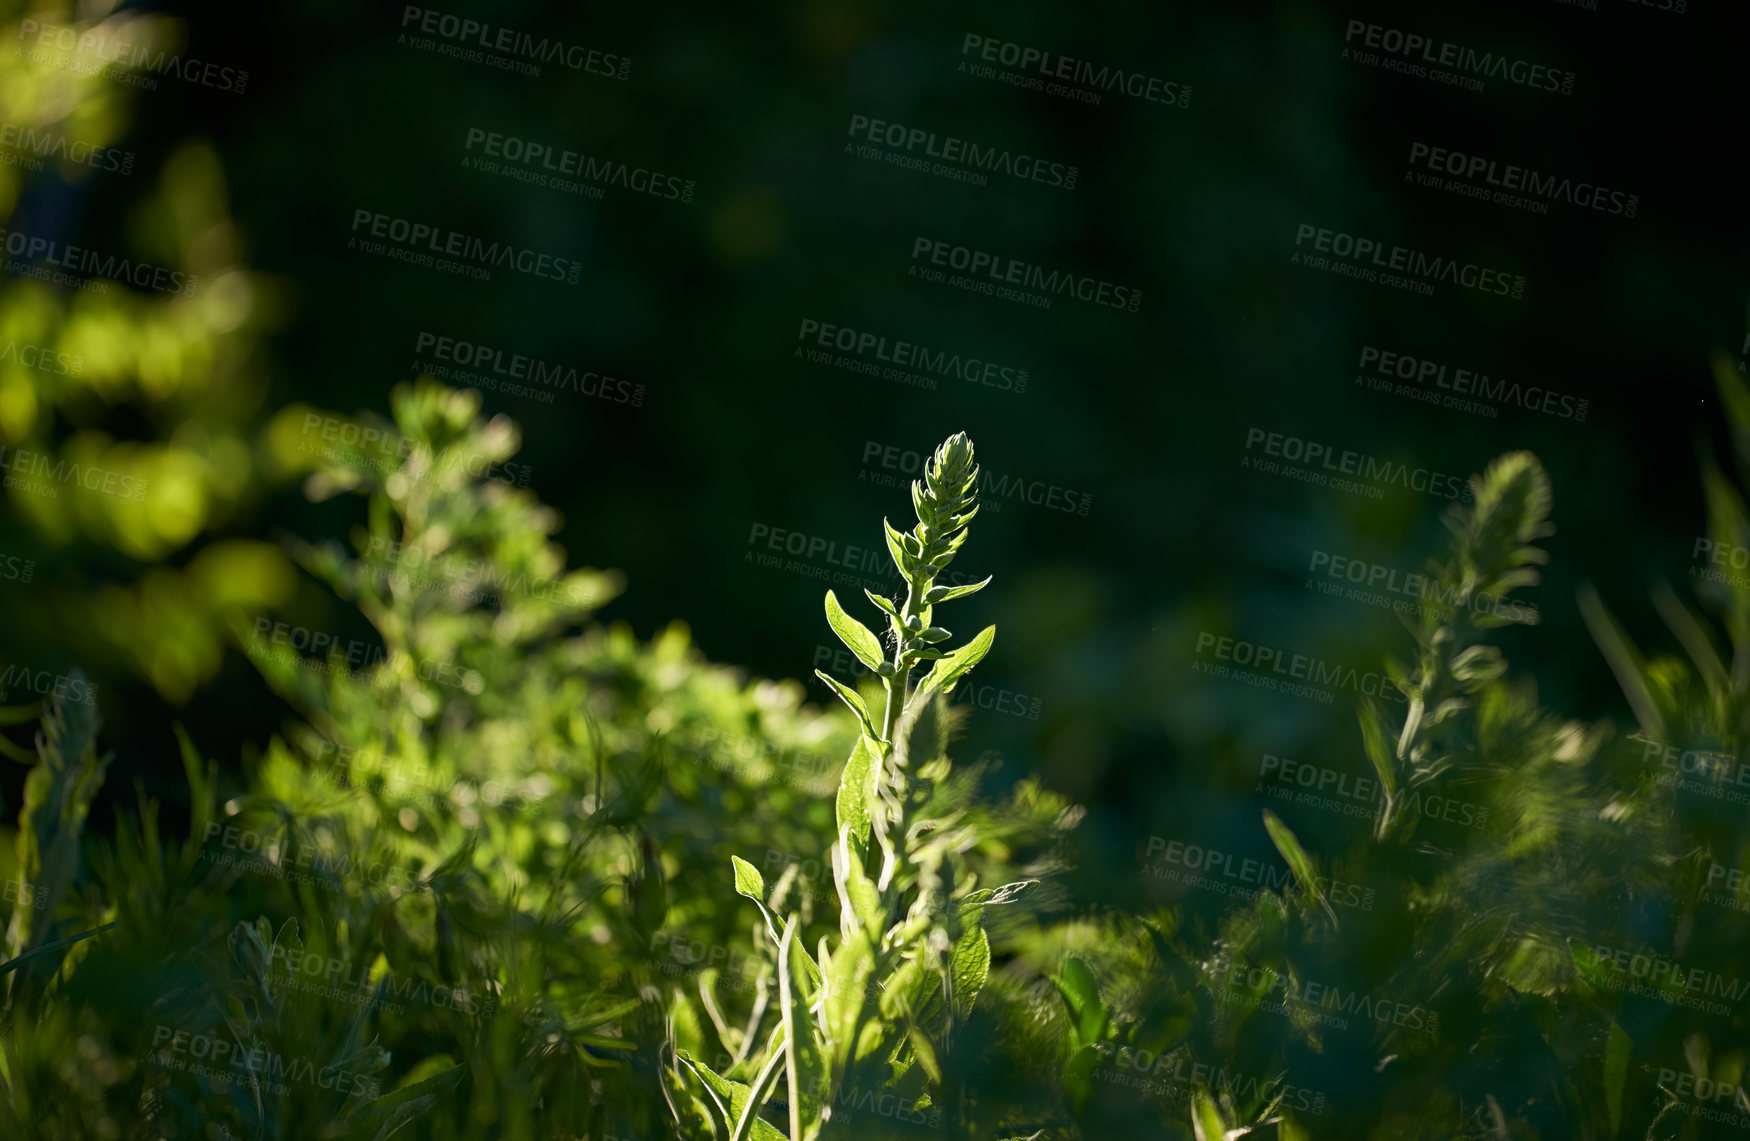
[819,432,991,750]
[880,550,932,744]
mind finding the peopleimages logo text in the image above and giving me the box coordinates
[1193,632,1407,703]
[0,665,98,707]
[399,6,628,79]
[1308,548,1538,625]
[1144,837,1377,911]
[1407,143,1637,218]
[17,18,250,94]
[413,332,644,405]
[1356,346,1588,422]
[1588,941,1750,1015]
[0,445,149,501]
[1294,224,1524,299]
[846,114,1077,190]
[463,129,694,201]
[960,35,1189,108]
[0,123,134,174]
[1222,963,1438,1033]
[910,237,1141,312]
[1343,19,1574,95]
[0,227,196,296]
[1243,428,1474,503]
[796,320,1026,392]
[0,337,82,377]
[349,209,581,284]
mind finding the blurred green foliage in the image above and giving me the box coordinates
[10,383,1750,1137]
[3,0,1750,1138]
[0,0,290,707]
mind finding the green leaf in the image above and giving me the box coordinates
[892,691,948,771]
[905,1011,942,1086]
[1449,644,1507,690]
[924,576,992,605]
[912,625,996,703]
[732,855,766,903]
[835,736,879,847]
[821,925,876,1063]
[910,477,931,524]
[832,830,883,938]
[1577,584,1663,740]
[730,863,820,1002]
[1357,700,1398,841]
[1395,689,1425,766]
[681,1049,789,1141]
[1191,1088,1229,1141]
[1357,700,1397,796]
[228,915,272,984]
[815,671,876,738]
[951,924,990,1020]
[13,672,109,967]
[1651,581,1730,702]
[1496,937,1571,998]
[1262,809,1335,925]
[777,916,828,1138]
[1052,957,1107,1048]
[1279,1117,1313,1141]
[825,591,885,672]
[958,879,1038,915]
[345,1063,467,1141]
[737,1041,788,1141]
[882,518,912,576]
[864,590,899,618]
[733,866,784,951]
[1061,1042,1102,1111]
[0,921,116,978]
[1716,353,1750,471]
[1467,451,1554,562]
[1565,940,1613,993]
[1605,1019,1630,1136]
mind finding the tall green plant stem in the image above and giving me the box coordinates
[880,573,928,745]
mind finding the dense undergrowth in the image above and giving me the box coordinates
[2,363,1750,1139]
[6,5,1750,1136]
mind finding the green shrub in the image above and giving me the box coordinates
[12,370,1750,1140]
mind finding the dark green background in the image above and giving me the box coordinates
[16,0,1750,918]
